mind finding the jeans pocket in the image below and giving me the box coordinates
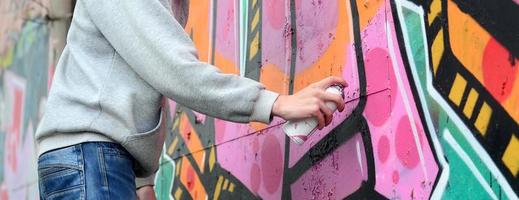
[44,185,83,200]
[38,165,84,200]
[38,146,84,200]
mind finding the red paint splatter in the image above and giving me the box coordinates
[392,170,400,184]
[10,90,22,134]
[181,119,192,141]
[250,163,261,193]
[261,134,283,194]
[377,135,390,163]
[395,116,423,169]
[186,166,195,190]
[482,38,518,102]
[7,90,23,172]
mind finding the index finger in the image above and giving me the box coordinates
[316,76,348,89]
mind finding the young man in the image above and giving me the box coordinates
[36,0,347,199]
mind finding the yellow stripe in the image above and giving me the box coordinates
[251,10,260,31]
[172,116,180,130]
[249,32,259,60]
[167,137,179,155]
[228,183,235,192]
[431,29,444,76]
[502,134,519,177]
[449,73,467,106]
[463,88,479,118]
[0,48,14,68]
[474,102,492,136]
[174,188,183,199]
[209,146,216,172]
[428,0,441,25]
[176,160,181,176]
[252,0,258,7]
[223,179,229,190]
[213,176,224,200]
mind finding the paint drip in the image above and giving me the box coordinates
[282,85,344,145]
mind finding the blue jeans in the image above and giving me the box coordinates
[38,142,137,200]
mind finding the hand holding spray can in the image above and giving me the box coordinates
[282,85,344,144]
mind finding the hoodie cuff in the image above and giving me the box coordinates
[250,90,279,124]
[135,173,156,189]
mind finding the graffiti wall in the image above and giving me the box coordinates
[0,0,72,199]
[156,0,519,199]
[0,0,517,199]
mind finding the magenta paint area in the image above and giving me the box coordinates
[216,127,286,199]
[290,132,368,199]
[362,4,439,199]
[262,0,291,71]
[293,0,338,72]
[288,0,363,166]
[214,0,238,61]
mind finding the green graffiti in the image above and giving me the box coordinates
[155,150,175,200]
[396,1,515,199]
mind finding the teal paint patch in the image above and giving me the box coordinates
[155,151,176,200]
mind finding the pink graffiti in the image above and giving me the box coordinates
[294,0,338,72]
[291,132,368,199]
[362,5,438,198]
[3,72,25,173]
[214,1,236,60]
[181,0,440,199]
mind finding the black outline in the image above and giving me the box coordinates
[244,0,262,81]
[288,0,297,95]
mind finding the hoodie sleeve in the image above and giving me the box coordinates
[79,0,278,123]
[135,174,155,189]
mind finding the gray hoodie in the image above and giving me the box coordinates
[35,0,279,180]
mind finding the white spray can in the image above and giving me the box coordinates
[282,85,344,145]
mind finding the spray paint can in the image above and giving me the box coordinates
[282,85,344,145]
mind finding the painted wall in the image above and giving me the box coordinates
[0,0,517,199]
[156,0,519,199]
[0,0,72,199]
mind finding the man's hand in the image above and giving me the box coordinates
[136,186,156,200]
[272,76,347,130]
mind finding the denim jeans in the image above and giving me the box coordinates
[38,142,137,200]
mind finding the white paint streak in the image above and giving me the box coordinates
[386,19,429,181]
[239,0,248,77]
[393,1,450,198]
[356,139,364,175]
